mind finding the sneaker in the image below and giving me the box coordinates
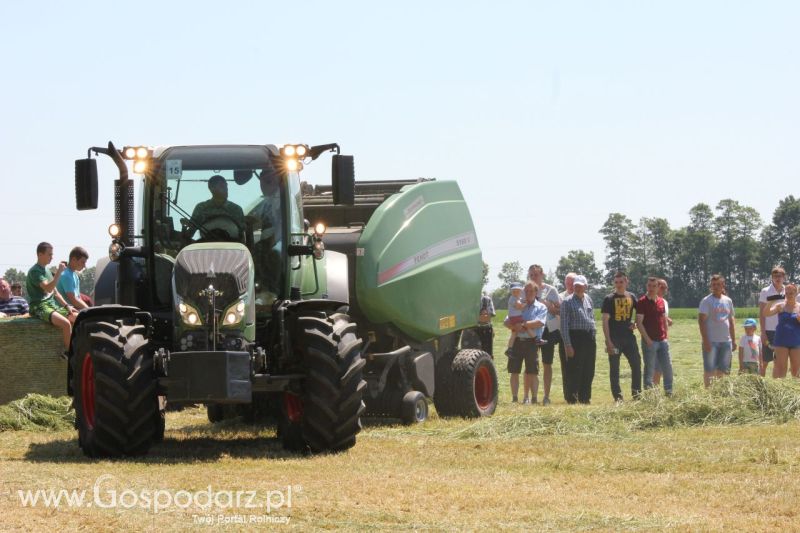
[522,398,531,405]
[530,398,538,405]
[542,397,551,406]
[511,397,518,403]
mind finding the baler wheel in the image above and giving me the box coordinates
[434,349,497,418]
[400,391,428,425]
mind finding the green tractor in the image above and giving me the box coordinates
[69,141,497,458]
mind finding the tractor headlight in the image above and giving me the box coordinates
[313,239,325,260]
[108,241,123,261]
[133,160,147,174]
[222,298,247,327]
[108,223,121,238]
[176,299,203,326]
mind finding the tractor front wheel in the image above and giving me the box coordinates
[295,312,366,453]
[72,318,159,457]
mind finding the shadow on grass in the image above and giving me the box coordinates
[23,434,310,464]
[23,416,313,464]
[20,409,408,464]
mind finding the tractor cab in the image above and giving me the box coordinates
[145,145,299,314]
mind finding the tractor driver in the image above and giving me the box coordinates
[187,175,245,241]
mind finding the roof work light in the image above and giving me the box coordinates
[122,146,152,160]
[280,144,309,173]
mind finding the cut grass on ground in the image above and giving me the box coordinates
[1,317,799,531]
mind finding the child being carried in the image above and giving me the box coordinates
[505,282,546,356]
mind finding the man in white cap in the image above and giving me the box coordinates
[560,275,597,404]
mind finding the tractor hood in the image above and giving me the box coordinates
[173,242,255,319]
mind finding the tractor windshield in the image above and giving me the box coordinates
[166,168,280,245]
[151,147,287,305]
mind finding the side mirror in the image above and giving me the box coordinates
[332,155,355,205]
[75,158,98,210]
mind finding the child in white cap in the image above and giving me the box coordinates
[738,318,762,375]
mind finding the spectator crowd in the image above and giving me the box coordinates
[476,265,798,405]
[0,243,92,358]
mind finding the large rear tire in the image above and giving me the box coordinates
[71,318,159,458]
[434,349,498,418]
[295,312,366,453]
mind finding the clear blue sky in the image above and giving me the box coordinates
[1,1,798,289]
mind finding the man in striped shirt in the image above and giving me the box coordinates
[561,275,596,404]
[0,278,29,317]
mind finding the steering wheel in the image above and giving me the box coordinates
[182,214,241,242]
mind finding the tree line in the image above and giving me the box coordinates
[489,195,800,308]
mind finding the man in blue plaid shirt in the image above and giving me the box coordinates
[561,275,596,404]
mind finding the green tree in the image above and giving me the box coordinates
[760,195,800,281]
[482,262,489,288]
[555,250,602,288]
[628,219,652,293]
[491,287,511,310]
[497,261,523,289]
[627,217,674,294]
[675,203,717,305]
[712,199,761,304]
[79,266,96,296]
[599,213,635,284]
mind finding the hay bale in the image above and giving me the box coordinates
[0,317,68,404]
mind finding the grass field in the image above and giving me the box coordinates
[1,317,799,531]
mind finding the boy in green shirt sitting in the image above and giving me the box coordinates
[26,242,78,357]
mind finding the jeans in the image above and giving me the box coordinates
[702,341,732,373]
[643,340,673,393]
[608,335,642,400]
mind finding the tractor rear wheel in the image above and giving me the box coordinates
[295,312,366,453]
[434,349,497,418]
[71,318,159,457]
